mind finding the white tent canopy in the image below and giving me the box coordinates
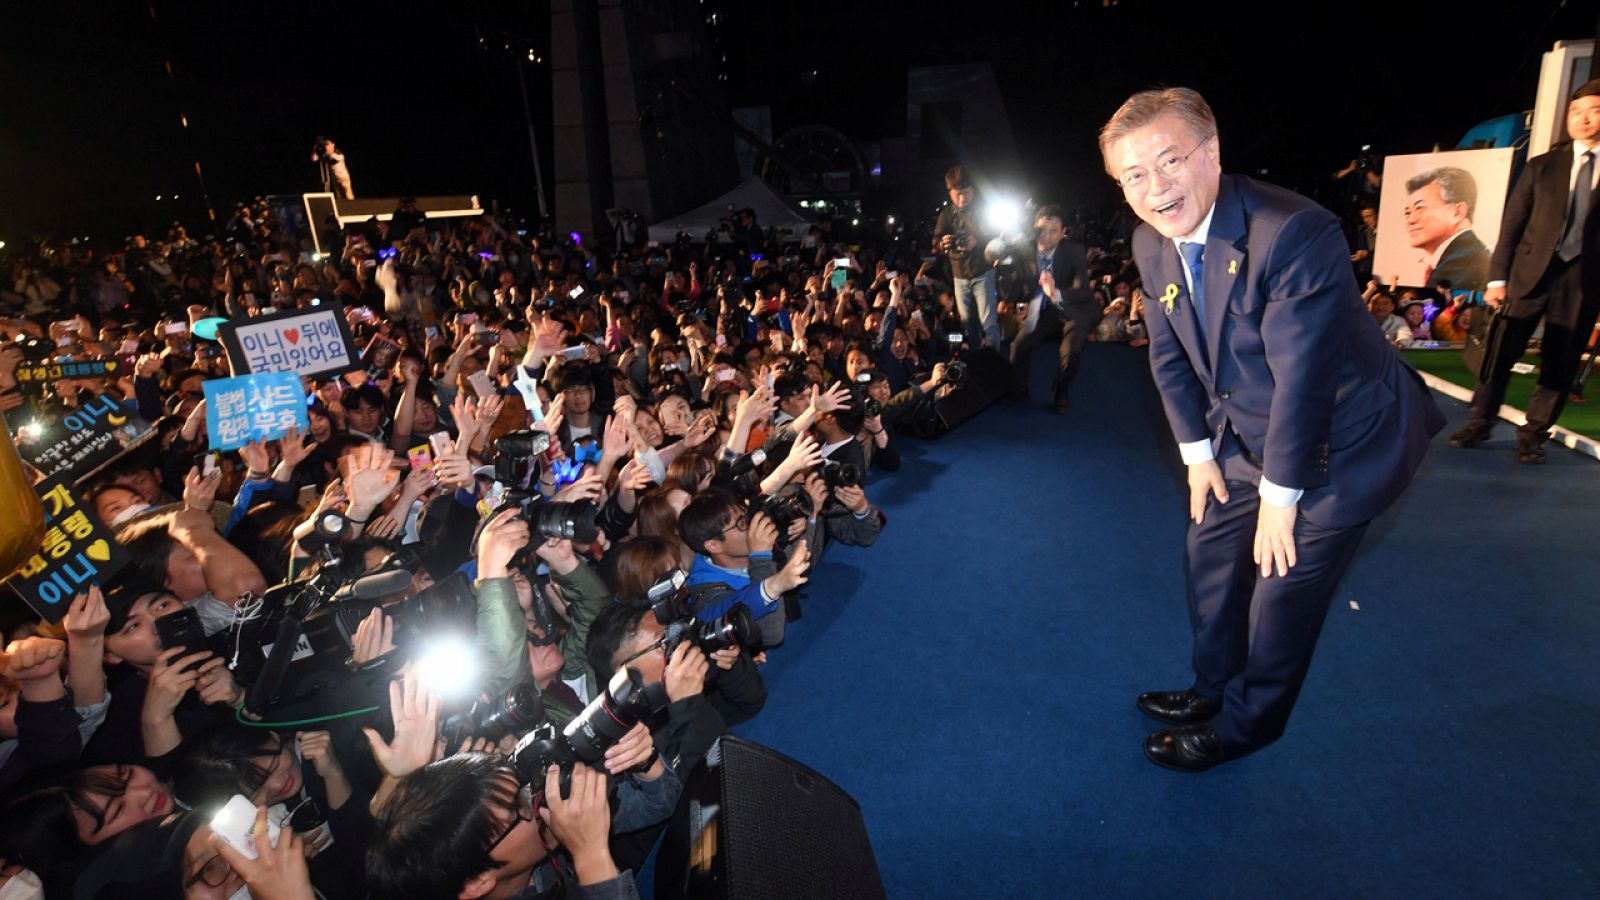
[645,176,814,245]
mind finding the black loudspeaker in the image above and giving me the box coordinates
[933,346,1010,432]
[655,736,886,900]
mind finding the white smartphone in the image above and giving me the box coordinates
[203,453,219,477]
[164,322,189,335]
[833,257,851,268]
[468,371,496,400]
[210,795,281,860]
[559,345,587,361]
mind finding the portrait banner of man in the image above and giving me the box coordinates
[1373,149,1516,290]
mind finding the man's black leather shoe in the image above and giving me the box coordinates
[1144,723,1230,772]
[1517,437,1547,464]
[1136,690,1221,726]
[1449,421,1493,448]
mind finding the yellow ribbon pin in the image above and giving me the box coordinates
[1228,259,1239,275]
[1160,283,1179,315]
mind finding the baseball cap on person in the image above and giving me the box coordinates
[102,572,169,634]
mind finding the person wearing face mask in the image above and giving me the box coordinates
[88,482,153,529]
[0,860,42,900]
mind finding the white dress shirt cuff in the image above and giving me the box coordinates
[1178,439,1214,466]
[1258,477,1303,508]
[1486,280,1506,289]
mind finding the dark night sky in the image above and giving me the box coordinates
[1,0,1595,240]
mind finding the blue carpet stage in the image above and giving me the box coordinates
[641,343,1600,899]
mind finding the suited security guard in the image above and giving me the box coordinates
[1451,79,1600,463]
[1100,88,1444,771]
[1006,204,1100,412]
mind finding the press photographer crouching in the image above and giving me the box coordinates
[366,669,674,900]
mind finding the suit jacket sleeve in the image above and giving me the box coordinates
[1259,209,1351,490]
[1490,158,1539,283]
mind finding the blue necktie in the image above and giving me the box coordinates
[1559,151,1593,262]
[1179,241,1206,330]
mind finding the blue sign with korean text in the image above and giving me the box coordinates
[203,372,311,451]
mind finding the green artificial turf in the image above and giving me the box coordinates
[1404,348,1600,440]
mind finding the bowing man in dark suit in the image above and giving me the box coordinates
[1403,166,1492,291]
[1100,88,1444,771]
[1451,79,1600,463]
[1007,204,1102,412]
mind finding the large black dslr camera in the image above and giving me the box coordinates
[749,488,813,536]
[642,567,766,659]
[440,679,546,748]
[493,428,601,544]
[511,666,669,793]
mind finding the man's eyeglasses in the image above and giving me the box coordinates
[486,781,538,856]
[185,854,233,889]
[619,632,671,669]
[1116,138,1212,192]
[721,508,751,539]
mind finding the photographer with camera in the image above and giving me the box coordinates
[1006,204,1099,413]
[582,596,738,872]
[933,166,1001,351]
[366,673,653,900]
[677,488,812,649]
[473,507,611,725]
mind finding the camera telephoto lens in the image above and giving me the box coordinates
[693,604,763,655]
[475,680,546,740]
[512,667,667,783]
[821,459,862,489]
[531,500,600,543]
[944,360,969,386]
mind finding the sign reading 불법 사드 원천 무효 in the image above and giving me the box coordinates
[202,372,311,452]
[13,392,154,484]
[4,474,131,624]
[217,304,359,380]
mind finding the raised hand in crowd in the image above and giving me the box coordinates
[297,730,354,809]
[341,443,400,519]
[1,636,67,704]
[431,435,473,491]
[364,673,441,789]
[183,464,223,512]
[553,469,605,505]
[237,438,273,479]
[352,607,397,665]
[276,425,317,474]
